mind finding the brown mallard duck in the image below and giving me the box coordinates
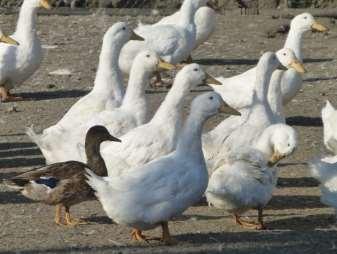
[4,125,120,226]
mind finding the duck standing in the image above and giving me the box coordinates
[86,92,239,244]
[4,126,120,226]
[0,0,52,102]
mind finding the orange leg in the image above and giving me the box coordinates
[234,212,265,230]
[64,206,87,226]
[131,228,149,243]
[160,222,177,245]
[0,86,23,102]
[55,204,65,226]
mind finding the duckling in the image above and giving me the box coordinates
[4,126,120,226]
[86,92,239,245]
[0,0,52,102]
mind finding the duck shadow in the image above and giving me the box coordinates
[84,216,114,225]
[266,214,335,231]
[16,89,89,101]
[0,142,36,150]
[267,195,324,210]
[277,177,319,188]
[0,147,42,158]
[286,116,322,127]
[304,76,337,83]
[0,191,33,204]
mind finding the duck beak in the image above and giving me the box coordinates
[39,0,52,10]
[109,136,122,143]
[131,31,145,41]
[205,73,222,86]
[311,21,328,32]
[0,35,19,45]
[157,58,176,71]
[219,101,240,115]
[267,152,285,167]
[288,60,306,74]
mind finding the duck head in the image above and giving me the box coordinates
[85,126,121,145]
[25,0,52,9]
[133,50,176,74]
[0,30,19,45]
[291,13,328,33]
[104,22,144,47]
[191,92,240,119]
[268,125,297,167]
[276,48,306,73]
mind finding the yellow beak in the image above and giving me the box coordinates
[311,21,328,32]
[268,152,285,167]
[0,35,19,46]
[205,73,222,86]
[157,59,176,71]
[131,31,145,41]
[219,101,240,116]
[39,0,52,10]
[288,60,306,74]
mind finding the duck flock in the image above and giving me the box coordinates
[1,0,336,246]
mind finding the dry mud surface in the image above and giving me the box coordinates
[1,9,337,254]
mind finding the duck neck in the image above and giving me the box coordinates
[85,141,107,176]
[179,0,196,27]
[92,38,124,103]
[254,127,274,161]
[15,2,39,40]
[284,27,305,62]
[176,112,204,157]
[267,70,285,123]
[150,74,190,125]
[120,64,150,124]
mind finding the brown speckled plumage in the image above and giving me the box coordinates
[5,126,121,225]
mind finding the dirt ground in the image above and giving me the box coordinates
[1,8,337,254]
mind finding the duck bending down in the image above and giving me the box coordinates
[27,23,143,162]
[0,0,51,102]
[211,13,326,111]
[119,0,206,76]
[322,101,337,155]
[86,92,240,245]
[203,51,304,171]
[39,51,175,164]
[206,124,297,229]
[310,156,337,221]
[99,64,234,176]
[3,126,120,226]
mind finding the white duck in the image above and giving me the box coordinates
[206,124,297,229]
[119,0,204,75]
[0,0,51,102]
[27,22,143,162]
[86,92,239,244]
[100,64,229,176]
[146,3,216,50]
[211,13,326,111]
[42,51,175,164]
[310,156,337,220]
[203,52,304,171]
[322,101,337,155]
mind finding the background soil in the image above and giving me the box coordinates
[1,8,337,254]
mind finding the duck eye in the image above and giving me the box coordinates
[122,27,126,30]
[304,16,307,20]
[146,54,150,58]
[283,53,287,56]
[209,96,214,100]
[194,68,199,72]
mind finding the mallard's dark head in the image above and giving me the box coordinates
[85,126,121,146]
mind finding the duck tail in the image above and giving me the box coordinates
[1,178,28,191]
[26,125,45,148]
[85,168,109,199]
[309,158,336,183]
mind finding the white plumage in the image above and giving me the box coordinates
[322,101,337,155]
